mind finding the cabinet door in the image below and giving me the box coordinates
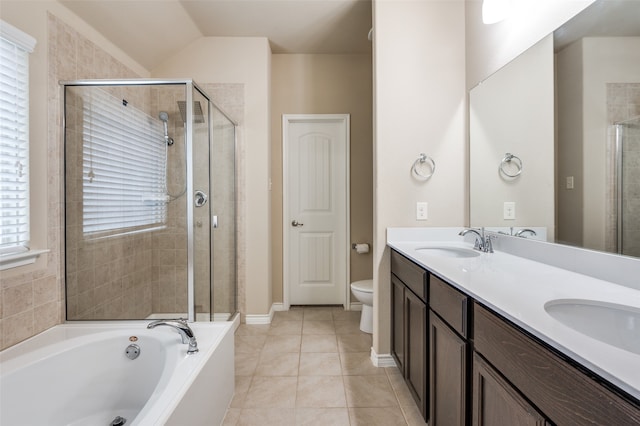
[472,353,548,426]
[405,288,428,419]
[391,274,405,374]
[430,311,467,426]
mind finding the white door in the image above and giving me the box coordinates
[283,114,349,306]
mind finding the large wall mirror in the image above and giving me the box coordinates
[470,0,640,258]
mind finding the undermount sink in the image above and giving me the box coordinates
[415,246,480,258]
[545,299,640,355]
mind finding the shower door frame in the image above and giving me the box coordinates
[614,116,640,256]
[61,78,213,322]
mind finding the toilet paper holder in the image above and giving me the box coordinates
[351,243,370,254]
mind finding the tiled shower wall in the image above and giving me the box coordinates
[0,13,140,349]
[606,83,640,256]
[0,13,244,349]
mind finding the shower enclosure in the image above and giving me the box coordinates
[615,116,640,257]
[62,79,237,322]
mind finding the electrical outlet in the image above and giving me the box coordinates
[503,202,516,220]
[416,202,428,220]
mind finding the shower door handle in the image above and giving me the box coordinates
[194,190,208,207]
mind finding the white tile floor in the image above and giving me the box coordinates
[222,306,427,426]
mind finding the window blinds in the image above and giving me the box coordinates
[81,88,168,237]
[0,21,35,255]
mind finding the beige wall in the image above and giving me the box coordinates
[271,54,373,304]
[152,37,272,316]
[0,1,148,349]
[373,0,467,355]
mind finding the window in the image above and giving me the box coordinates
[80,87,168,238]
[0,21,36,258]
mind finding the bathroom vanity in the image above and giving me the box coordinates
[388,228,640,425]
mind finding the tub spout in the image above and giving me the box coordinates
[147,319,199,354]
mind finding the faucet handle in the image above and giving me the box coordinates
[484,234,497,253]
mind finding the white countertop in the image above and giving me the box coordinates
[387,228,640,401]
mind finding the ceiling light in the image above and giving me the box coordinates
[482,0,511,24]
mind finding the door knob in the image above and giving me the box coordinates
[291,220,304,227]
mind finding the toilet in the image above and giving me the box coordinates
[350,279,373,334]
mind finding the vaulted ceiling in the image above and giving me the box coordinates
[60,0,373,71]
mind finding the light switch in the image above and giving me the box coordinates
[566,176,574,190]
[416,202,428,220]
[503,202,516,220]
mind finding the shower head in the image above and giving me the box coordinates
[177,101,205,124]
[158,111,174,146]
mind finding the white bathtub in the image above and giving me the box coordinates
[0,319,236,426]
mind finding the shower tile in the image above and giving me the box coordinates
[3,283,33,317]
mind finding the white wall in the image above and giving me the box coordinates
[373,0,466,356]
[152,37,273,316]
[465,0,594,88]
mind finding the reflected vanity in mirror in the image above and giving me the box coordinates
[470,0,640,258]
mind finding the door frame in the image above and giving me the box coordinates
[282,114,351,310]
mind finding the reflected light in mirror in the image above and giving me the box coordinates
[482,0,511,24]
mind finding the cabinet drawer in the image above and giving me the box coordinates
[429,275,469,337]
[474,303,640,426]
[391,250,427,301]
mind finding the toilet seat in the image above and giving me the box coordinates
[351,279,373,293]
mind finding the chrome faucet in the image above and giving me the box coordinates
[147,319,199,354]
[459,227,495,253]
[514,228,537,238]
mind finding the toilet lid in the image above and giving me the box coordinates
[351,279,373,292]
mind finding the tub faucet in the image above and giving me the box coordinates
[147,319,199,354]
[459,227,495,253]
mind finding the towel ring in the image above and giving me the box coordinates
[412,153,436,180]
[499,153,522,178]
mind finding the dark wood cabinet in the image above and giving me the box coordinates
[473,302,640,426]
[390,250,428,420]
[391,274,405,373]
[391,249,640,426]
[472,353,548,426]
[405,287,427,416]
[429,311,468,426]
[429,275,470,426]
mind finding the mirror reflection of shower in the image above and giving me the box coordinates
[159,110,186,201]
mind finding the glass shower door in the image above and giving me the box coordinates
[191,86,212,321]
[618,117,640,257]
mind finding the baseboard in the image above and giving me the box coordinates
[244,304,276,324]
[272,303,286,312]
[371,348,397,368]
[350,302,362,311]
